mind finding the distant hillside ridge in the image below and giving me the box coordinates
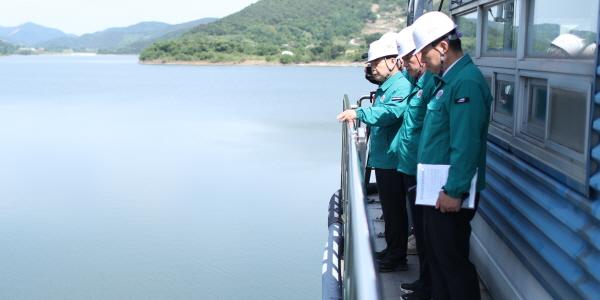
[0,22,73,46]
[0,40,17,55]
[39,18,218,54]
[139,0,408,64]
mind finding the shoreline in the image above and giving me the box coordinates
[140,59,364,67]
[1,53,364,67]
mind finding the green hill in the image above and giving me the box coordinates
[0,40,17,55]
[140,0,408,63]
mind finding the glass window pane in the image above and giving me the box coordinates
[456,11,478,56]
[523,79,547,139]
[495,79,514,117]
[530,85,547,124]
[527,0,598,59]
[549,87,587,153]
[484,1,518,56]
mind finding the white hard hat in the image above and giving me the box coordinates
[379,31,399,42]
[412,11,457,54]
[582,43,597,57]
[396,26,416,58]
[367,37,398,62]
[551,34,585,56]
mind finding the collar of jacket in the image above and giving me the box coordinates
[415,71,432,89]
[379,71,405,92]
[433,54,472,88]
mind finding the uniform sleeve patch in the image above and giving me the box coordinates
[455,97,470,104]
[391,97,405,102]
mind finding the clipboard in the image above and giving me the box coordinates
[415,164,477,209]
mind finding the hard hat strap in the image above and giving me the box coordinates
[415,55,424,78]
[383,57,395,72]
[433,46,446,76]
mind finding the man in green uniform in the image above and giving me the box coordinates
[412,11,493,300]
[337,35,412,271]
[390,25,435,300]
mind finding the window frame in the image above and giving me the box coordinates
[492,73,517,130]
[482,0,518,57]
[519,76,547,142]
[515,72,592,188]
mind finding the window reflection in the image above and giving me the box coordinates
[456,11,478,56]
[527,0,598,59]
[484,1,518,56]
[495,80,514,116]
[549,87,586,153]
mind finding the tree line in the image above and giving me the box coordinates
[140,0,408,63]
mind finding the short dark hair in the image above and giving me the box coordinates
[430,29,462,52]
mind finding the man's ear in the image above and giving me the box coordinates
[439,39,450,54]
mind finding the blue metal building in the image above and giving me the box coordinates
[444,0,600,299]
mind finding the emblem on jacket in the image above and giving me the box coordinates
[417,90,423,98]
[455,97,470,104]
[435,90,444,99]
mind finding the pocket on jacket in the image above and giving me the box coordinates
[427,99,443,111]
[410,97,425,107]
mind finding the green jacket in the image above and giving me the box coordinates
[417,55,493,198]
[356,71,412,169]
[390,71,436,175]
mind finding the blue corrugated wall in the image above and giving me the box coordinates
[478,41,600,299]
[481,143,600,299]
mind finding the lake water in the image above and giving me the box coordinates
[0,55,372,299]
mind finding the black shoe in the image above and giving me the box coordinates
[378,258,408,272]
[374,248,388,260]
[400,280,421,291]
[401,290,431,300]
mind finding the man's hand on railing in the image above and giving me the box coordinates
[337,109,357,123]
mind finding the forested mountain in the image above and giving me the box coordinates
[0,23,72,46]
[0,40,17,55]
[39,18,217,54]
[140,0,408,63]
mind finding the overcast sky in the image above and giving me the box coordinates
[1,0,259,35]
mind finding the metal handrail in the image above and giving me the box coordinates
[340,94,381,300]
[322,94,381,300]
[357,95,372,107]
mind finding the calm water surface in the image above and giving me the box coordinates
[0,55,372,299]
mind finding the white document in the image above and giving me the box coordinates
[415,164,477,209]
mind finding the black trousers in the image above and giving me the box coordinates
[405,173,431,294]
[374,168,408,261]
[423,194,481,300]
